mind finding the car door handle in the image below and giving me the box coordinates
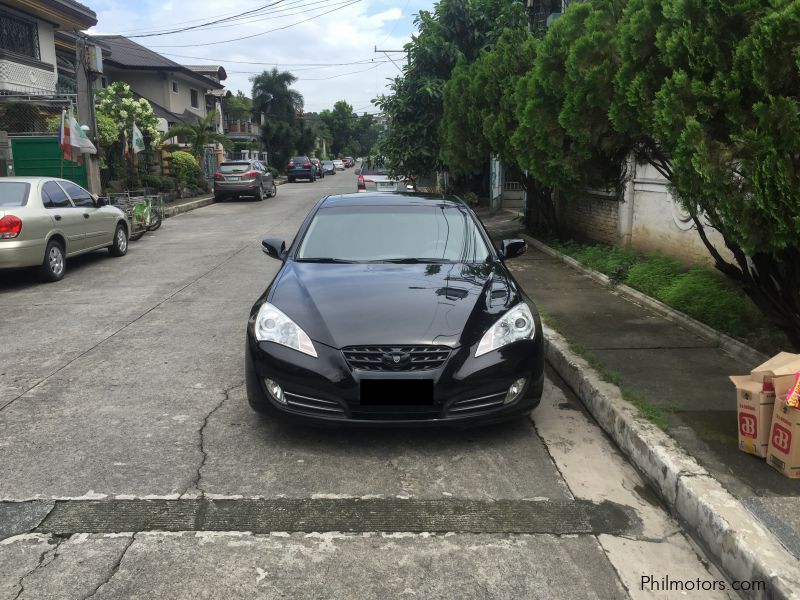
[84,214,90,219]
[54,215,62,221]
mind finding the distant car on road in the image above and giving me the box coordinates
[310,158,324,179]
[344,156,355,168]
[356,162,408,193]
[0,177,129,282]
[287,156,317,183]
[332,159,345,171]
[321,160,336,175]
[213,160,276,201]
[245,192,543,426]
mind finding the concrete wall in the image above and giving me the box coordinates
[553,161,733,266]
[166,73,207,120]
[103,67,169,109]
[0,8,57,93]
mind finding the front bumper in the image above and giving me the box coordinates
[245,331,544,427]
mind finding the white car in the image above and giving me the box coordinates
[356,163,408,193]
[0,177,129,281]
[333,159,345,171]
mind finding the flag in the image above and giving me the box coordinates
[59,109,74,162]
[122,128,130,161]
[131,122,146,154]
[70,110,96,155]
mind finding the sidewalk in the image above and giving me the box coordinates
[477,209,800,588]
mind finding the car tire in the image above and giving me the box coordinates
[269,182,277,198]
[108,223,128,257]
[39,239,65,282]
[288,177,295,183]
[214,194,225,202]
[256,185,264,201]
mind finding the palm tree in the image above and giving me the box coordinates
[160,110,232,158]
[251,68,304,122]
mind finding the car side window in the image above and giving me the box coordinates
[42,181,72,209]
[59,181,95,208]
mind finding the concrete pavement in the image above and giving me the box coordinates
[0,179,737,598]
[477,209,800,597]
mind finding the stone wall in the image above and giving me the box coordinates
[557,190,621,246]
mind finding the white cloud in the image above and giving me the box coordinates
[89,0,427,114]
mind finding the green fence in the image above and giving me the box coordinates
[10,136,88,188]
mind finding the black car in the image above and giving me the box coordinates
[287,156,316,183]
[245,193,544,426]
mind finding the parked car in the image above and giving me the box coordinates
[213,160,276,201]
[245,192,543,426]
[321,160,336,175]
[287,156,316,182]
[0,177,129,282]
[332,159,345,171]
[344,156,355,168]
[310,158,324,179]
[356,162,408,192]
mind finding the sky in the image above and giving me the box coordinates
[89,0,432,115]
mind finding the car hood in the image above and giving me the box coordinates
[267,261,519,348]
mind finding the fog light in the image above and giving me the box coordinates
[264,378,286,404]
[505,378,527,404]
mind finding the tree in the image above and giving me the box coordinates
[95,82,160,146]
[161,110,232,158]
[375,0,526,178]
[224,91,252,121]
[251,68,304,121]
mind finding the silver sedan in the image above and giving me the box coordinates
[0,177,129,282]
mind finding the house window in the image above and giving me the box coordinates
[0,10,40,60]
[190,89,199,109]
[172,81,178,93]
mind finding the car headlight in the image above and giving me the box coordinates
[475,303,535,357]
[254,302,317,357]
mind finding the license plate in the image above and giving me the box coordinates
[377,182,395,191]
[360,379,434,406]
[226,176,240,181]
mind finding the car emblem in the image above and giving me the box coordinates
[382,351,411,368]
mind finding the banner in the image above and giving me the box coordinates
[131,122,146,154]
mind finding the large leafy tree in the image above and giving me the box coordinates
[250,68,306,169]
[375,0,526,178]
[319,101,355,157]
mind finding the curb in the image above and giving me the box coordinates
[542,324,800,599]
[163,196,214,218]
[523,235,769,365]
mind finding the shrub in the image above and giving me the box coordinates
[170,151,202,185]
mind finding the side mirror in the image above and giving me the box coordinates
[261,236,287,260]
[501,239,527,259]
[96,196,109,207]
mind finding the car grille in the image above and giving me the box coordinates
[342,346,451,371]
[447,391,507,416]
[284,390,346,417]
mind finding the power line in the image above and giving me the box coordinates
[298,64,382,81]
[150,0,365,47]
[128,1,287,37]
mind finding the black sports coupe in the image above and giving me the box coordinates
[245,193,544,426]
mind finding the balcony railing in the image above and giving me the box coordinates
[225,120,258,135]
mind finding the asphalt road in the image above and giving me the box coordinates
[0,171,734,599]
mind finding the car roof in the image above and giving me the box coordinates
[320,192,466,208]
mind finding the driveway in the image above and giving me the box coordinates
[0,173,734,598]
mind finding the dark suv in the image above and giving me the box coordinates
[287,156,316,183]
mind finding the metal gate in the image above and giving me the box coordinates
[10,136,88,188]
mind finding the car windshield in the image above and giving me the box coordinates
[291,157,307,163]
[0,182,30,207]
[297,204,490,263]
[360,164,390,176]
[220,163,251,173]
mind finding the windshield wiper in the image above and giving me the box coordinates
[376,258,452,264]
[295,257,358,263]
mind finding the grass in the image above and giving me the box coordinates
[553,241,772,347]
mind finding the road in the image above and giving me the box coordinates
[0,171,732,599]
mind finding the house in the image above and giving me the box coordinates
[0,0,97,97]
[92,35,224,133]
[184,65,230,135]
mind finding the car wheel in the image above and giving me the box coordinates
[256,185,264,201]
[288,177,295,183]
[108,223,128,257]
[269,182,277,198]
[214,194,225,202]
[39,239,65,282]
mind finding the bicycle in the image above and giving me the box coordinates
[108,192,164,241]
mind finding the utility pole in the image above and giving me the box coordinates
[374,46,410,72]
[75,34,101,194]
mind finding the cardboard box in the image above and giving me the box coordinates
[730,375,774,458]
[751,352,800,388]
[766,374,800,478]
